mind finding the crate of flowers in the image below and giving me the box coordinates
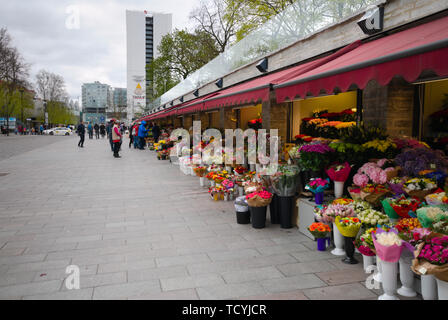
[403,178,437,200]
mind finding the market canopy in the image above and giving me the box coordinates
[274,15,448,103]
[201,42,361,111]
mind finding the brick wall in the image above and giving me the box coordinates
[363,77,415,137]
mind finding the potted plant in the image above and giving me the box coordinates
[308,222,331,251]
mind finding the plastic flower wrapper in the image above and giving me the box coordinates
[425,190,448,206]
[305,178,330,194]
[360,184,391,207]
[355,227,377,256]
[403,178,437,200]
[389,196,422,218]
[335,216,362,238]
[308,222,331,239]
[348,199,372,214]
[372,228,414,263]
[381,198,400,220]
[357,209,390,228]
[417,205,448,228]
[313,205,327,222]
[347,186,362,200]
[321,204,355,224]
[269,164,301,197]
[325,162,351,182]
[331,198,354,208]
[193,166,207,177]
[411,233,448,281]
[388,177,407,196]
[432,220,448,235]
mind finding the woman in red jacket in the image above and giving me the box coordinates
[112,121,122,158]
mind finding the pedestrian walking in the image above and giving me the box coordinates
[132,122,140,149]
[100,123,106,138]
[77,121,86,148]
[94,123,100,139]
[39,124,44,135]
[87,123,94,139]
[112,121,122,158]
[106,120,114,152]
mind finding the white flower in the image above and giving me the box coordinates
[376,232,402,247]
[407,184,416,191]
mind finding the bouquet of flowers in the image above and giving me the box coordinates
[392,137,430,150]
[222,179,235,190]
[417,206,448,228]
[389,196,422,218]
[325,162,351,182]
[423,171,448,189]
[411,233,448,281]
[394,147,448,177]
[305,178,330,194]
[432,220,448,235]
[335,216,362,238]
[388,177,407,196]
[353,160,397,188]
[357,209,390,228]
[308,222,331,238]
[243,181,263,194]
[362,139,398,159]
[246,190,273,207]
[372,228,414,263]
[332,198,354,206]
[234,166,248,175]
[269,164,301,197]
[403,178,437,200]
[355,228,377,256]
[208,186,225,201]
[321,204,356,224]
[348,186,362,200]
[360,184,391,206]
[425,191,448,206]
[348,199,372,214]
[193,166,207,177]
[394,218,422,242]
[313,205,327,222]
[297,143,335,172]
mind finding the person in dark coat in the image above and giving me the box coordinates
[106,120,114,152]
[151,122,160,143]
[100,123,106,138]
[77,121,86,148]
[94,123,100,139]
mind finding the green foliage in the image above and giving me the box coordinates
[339,125,388,145]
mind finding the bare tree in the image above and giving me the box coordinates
[0,28,30,135]
[189,0,239,53]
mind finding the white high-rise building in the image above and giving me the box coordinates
[126,10,172,123]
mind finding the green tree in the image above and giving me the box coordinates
[146,29,220,102]
[0,28,30,134]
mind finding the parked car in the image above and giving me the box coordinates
[43,127,72,136]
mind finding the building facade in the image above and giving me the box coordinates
[81,81,111,124]
[126,10,172,123]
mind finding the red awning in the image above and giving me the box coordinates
[201,43,361,110]
[176,92,220,115]
[275,16,448,103]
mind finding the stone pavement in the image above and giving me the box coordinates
[0,136,420,300]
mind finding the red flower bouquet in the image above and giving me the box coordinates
[390,196,422,218]
[246,190,273,207]
[325,162,351,182]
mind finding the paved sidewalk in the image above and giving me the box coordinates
[0,136,417,300]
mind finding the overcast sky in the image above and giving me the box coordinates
[0,0,198,102]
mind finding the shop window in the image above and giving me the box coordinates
[291,91,357,140]
[239,104,262,130]
[422,79,448,154]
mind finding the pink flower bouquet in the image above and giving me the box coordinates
[372,228,414,263]
[411,233,448,281]
[353,160,397,188]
